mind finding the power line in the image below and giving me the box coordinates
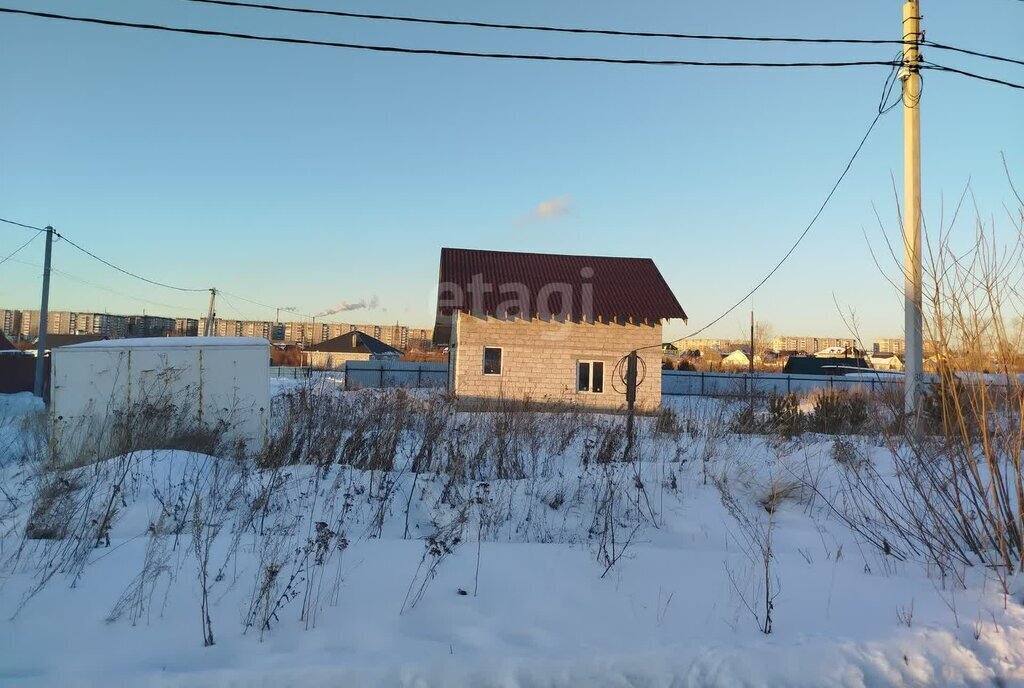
[178,0,1024,69]
[0,232,40,267]
[218,290,312,319]
[180,0,903,45]
[921,61,1024,91]
[51,268,201,313]
[663,82,900,345]
[0,8,899,69]
[0,216,46,232]
[0,213,309,318]
[923,41,1024,69]
[53,232,210,293]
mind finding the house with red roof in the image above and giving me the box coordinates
[433,247,687,410]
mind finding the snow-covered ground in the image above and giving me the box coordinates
[0,389,1021,687]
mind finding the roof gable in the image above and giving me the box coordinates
[433,247,686,344]
[310,331,400,355]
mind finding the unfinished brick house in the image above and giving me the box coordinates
[433,248,687,410]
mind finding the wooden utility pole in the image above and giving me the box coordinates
[205,288,217,336]
[901,0,923,419]
[32,226,54,398]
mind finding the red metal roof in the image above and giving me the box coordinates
[433,247,686,345]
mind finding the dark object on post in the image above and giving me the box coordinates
[624,350,638,460]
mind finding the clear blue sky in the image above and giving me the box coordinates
[1,0,1021,342]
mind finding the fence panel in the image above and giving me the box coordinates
[0,354,47,397]
[661,370,917,398]
[343,361,448,390]
[272,364,944,398]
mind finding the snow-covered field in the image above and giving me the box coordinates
[0,387,1021,687]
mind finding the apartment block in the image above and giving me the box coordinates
[73,312,130,338]
[127,315,174,338]
[174,318,199,337]
[239,320,273,339]
[0,309,21,338]
[198,318,245,337]
[20,310,74,337]
[771,335,856,353]
[4,306,434,350]
[872,338,906,356]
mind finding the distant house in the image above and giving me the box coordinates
[869,353,904,371]
[304,331,401,369]
[433,247,686,409]
[721,348,762,369]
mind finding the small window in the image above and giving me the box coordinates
[483,347,502,375]
[577,360,604,393]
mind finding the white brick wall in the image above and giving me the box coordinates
[451,313,663,410]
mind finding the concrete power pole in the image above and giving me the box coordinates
[32,226,54,398]
[205,288,217,337]
[901,0,923,419]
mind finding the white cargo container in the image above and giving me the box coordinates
[51,337,270,461]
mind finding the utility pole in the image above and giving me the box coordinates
[901,0,923,419]
[205,288,217,337]
[33,226,54,398]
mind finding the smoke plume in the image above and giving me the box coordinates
[315,296,379,318]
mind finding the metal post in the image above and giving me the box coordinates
[624,351,638,460]
[33,226,54,398]
[901,0,923,420]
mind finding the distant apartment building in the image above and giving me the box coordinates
[4,306,433,350]
[75,313,130,338]
[0,309,21,338]
[281,321,318,346]
[20,310,73,337]
[673,338,741,354]
[127,315,174,338]
[239,320,273,340]
[406,327,433,350]
[872,338,906,356]
[174,318,199,337]
[17,310,131,338]
[771,335,856,353]
[198,318,246,337]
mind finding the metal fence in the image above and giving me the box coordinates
[270,364,920,397]
[0,354,48,398]
[343,360,448,390]
[661,370,914,397]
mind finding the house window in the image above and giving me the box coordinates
[483,346,502,375]
[577,360,604,393]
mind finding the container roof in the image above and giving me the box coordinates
[433,247,686,344]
